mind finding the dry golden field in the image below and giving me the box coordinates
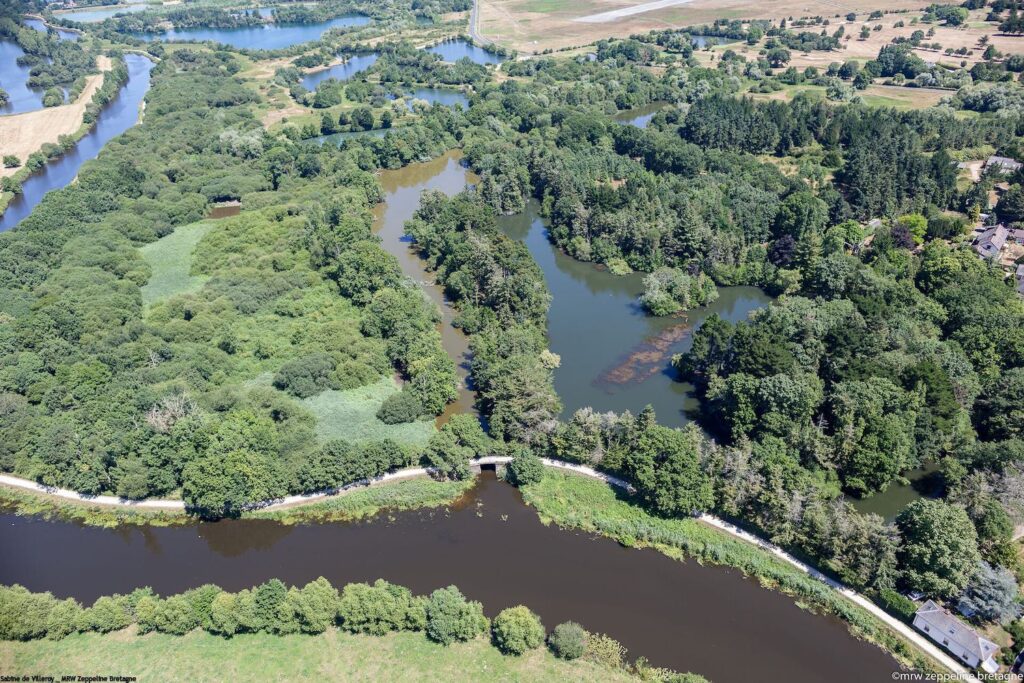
[478,0,924,54]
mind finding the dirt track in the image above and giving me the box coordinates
[0,55,111,178]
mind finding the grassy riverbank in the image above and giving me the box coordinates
[0,476,470,527]
[0,628,638,682]
[521,470,945,675]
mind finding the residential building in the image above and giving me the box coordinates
[985,155,1023,174]
[975,224,1008,259]
[913,600,1000,673]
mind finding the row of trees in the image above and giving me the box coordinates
[0,579,706,681]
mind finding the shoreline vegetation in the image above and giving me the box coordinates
[0,578,695,683]
[0,462,950,674]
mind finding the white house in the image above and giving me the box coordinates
[913,600,1000,673]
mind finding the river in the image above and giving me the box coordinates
[0,53,153,233]
[0,471,901,683]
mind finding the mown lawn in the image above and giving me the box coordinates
[139,220,215,307]
[303,376,436,447]
[0,628,637,683]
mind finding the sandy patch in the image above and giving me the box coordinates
[0,55,112,178]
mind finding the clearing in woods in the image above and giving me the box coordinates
[478,0,923,54]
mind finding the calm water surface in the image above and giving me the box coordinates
[0,39,46,115]
[24,18,79,40]
[0,54,153,232]
[497,201,771,427]
[850,462,943,520]
[613,101,667,128]
[373,151,479,421]
[55,4,147,22]
[0,472,901,683]
[427,38,503,65]
[406,87,468,110]
[299,53,378,90]
[131,14,369,49]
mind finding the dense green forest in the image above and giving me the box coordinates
[1,0,1023,666]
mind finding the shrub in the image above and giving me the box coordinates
[2,155,19,168]
[154,595,200,635]
[584,632,627,669]
[376,390,423,424]
[273,353,338,398]
[877,588,917,623]
[506,450,544,487]
[492,606,545,655]
[548,621,587,660]
[339,579,425,635]
[425,586,488,645]
[79,595,132,633]
[209,592,241,636]
[45,599,83,640]
[288,577,340,634]
[0,585,56,640]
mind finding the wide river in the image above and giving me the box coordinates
[0,472,901,682]
[0,53,153,232]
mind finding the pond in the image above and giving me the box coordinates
[850,462,943,521]
[130,14,370,50]
[405,87,468,110]
[299,53,378,90]
[427,38,503,65]
[0,54,153,232]
[496,201,772,428]
[54,3,147,23]
[0,471,901,683]
[612,101,667,129]
[691,35,739,48]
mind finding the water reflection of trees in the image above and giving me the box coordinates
[195,519,297,558]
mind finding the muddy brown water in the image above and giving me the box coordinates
[0,473,900,682]
[373,151,479,423]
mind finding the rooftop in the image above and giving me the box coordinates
[915,601,999,666]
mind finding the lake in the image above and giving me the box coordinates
[299,53,378,90]
[0,471,902,683]
[496,201,771,428]
[427,38,503,65]
[55,3,147,23]
[0,53,153,232]
[24,17,79,41]
[131,14,370,50]
[0,39,47,115]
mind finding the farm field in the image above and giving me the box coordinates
[477,0,922,53]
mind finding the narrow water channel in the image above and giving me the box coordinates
[0,53,153,232]
[373,151,479,422]
[0,472,901,683]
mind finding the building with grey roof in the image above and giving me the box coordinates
[913,600,1000,673]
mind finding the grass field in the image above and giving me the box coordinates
[747,83,949,110]
[0,628,638,683]
[139,220,215,307]
[479,0,922,53]
[302,376,436,447]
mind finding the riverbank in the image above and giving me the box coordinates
[0,56,112,179]
[0,627,640,683]
[0,461,973,676]
[0,473,469,528]
[521,469,960,678]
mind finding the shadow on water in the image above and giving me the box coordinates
[494,200,772,427]
[0,472,901,683]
